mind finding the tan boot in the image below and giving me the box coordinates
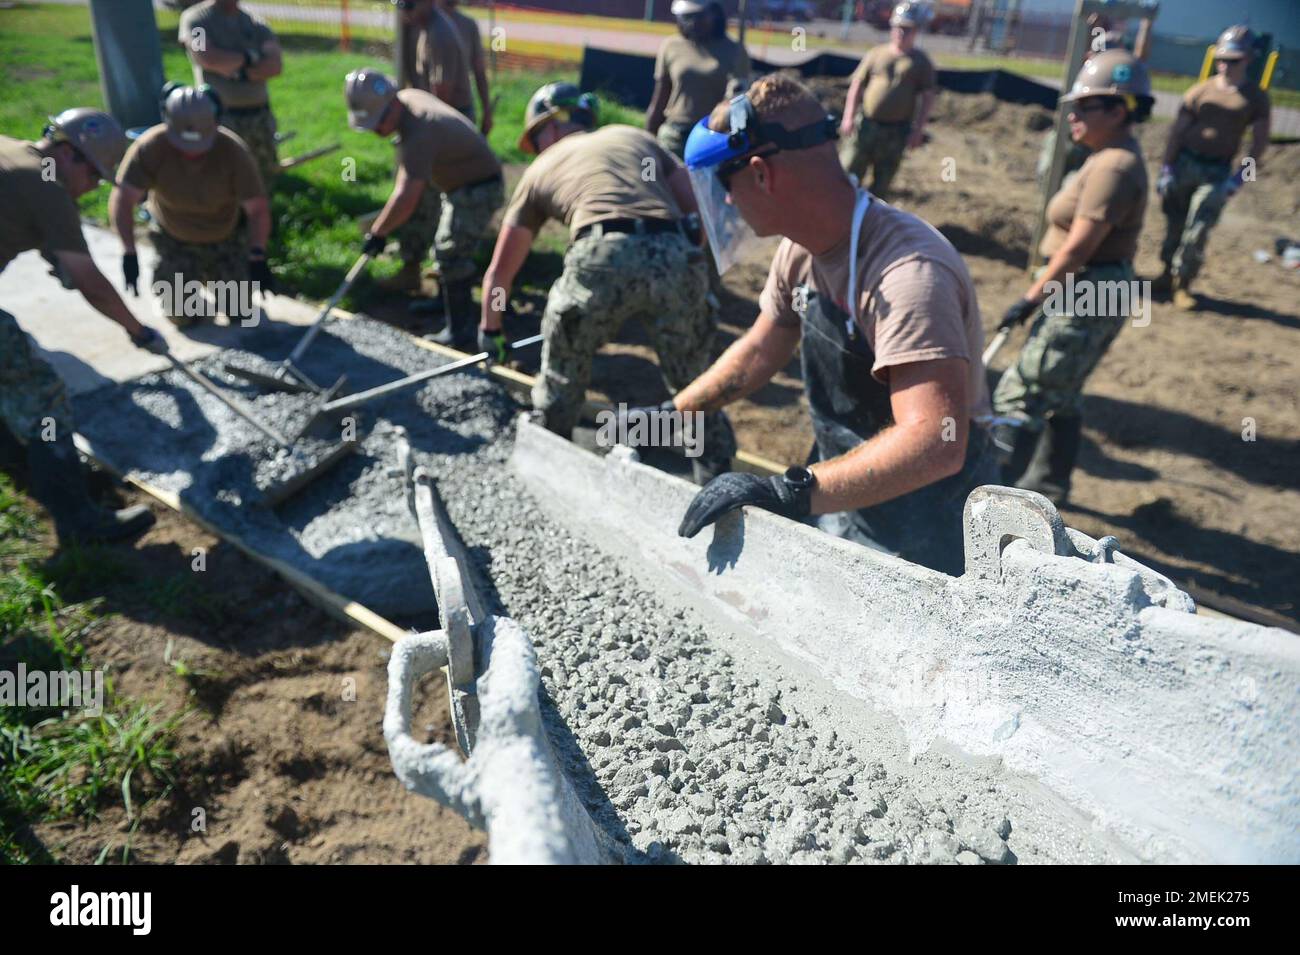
[1171,279,1197,311]
[375,260,422,292]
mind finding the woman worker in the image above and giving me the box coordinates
[646,1,750,158]
[991,49,1154,505]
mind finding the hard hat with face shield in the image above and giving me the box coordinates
[683,94,838,274]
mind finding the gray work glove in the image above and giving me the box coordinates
[478,327,508,364]
[1156,164,1175,198]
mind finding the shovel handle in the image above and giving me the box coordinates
[167,355,290,447]
[284,253,372,368]
[982,327,1011,367]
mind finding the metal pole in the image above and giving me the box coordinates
[645,0,655,23]
[738,0,748,46]
[87,0,165,130]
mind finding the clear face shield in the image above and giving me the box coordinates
[687,163,764,275]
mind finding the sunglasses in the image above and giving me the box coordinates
[1070,98,1113,115]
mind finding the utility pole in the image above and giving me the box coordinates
[87,0,165,130]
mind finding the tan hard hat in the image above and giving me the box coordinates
[518,82,598,154]
[1214,25,1254,61]
[162,85,219,152]
[1060,48,1152,104]
[345,68,398,132]
[890,1,930,28]
[44,108,127,181]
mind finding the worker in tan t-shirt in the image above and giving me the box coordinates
[647,0,751,159]
[416,1,474,116]
[674,74,997,575]
[991,50,1152,504]
[178,0,283,185]
[1156,24,1271,308]
[1,110,159,545]
[345,69,502,348]
[479,82,734,481]
[445,0,493,135]
[110,86,272,328]
[839,1,936,198]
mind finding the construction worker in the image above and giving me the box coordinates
[839,1,936,198]
[345,68,503,348]
[1156,24,1271,310]
[109,85,273,329]
[178,0,284,186]
[445,0,493,135]
[1,109,160,544]
[992,50,1153,505]
[1036,25,1129,189]
[479,82,735,482]
[647,0,751,159]
[673,73,997,576]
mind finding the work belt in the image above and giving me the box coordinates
[458,171,503,191]
[1179,147,1232,168]
[864,116,912,129]
[572,217,683,242]
[224,103,271,116]
[1082,259,1129,269]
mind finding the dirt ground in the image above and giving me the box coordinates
[372,85,1299,627]
[24,485,485,864]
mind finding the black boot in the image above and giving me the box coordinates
[25,434,153,545]
[1017,415,1081,505]
[993,421,1041,486]
[424,280,477,350]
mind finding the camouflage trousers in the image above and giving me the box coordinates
[1160,148,1232,285]
[655,121,693,160]
[221,105,279,187]
[0,308,74,446]
[149,227,253,327]
[992,261,1135,428]
[534,231,734,468]
[840,115,910,198]
[396,177,502,282]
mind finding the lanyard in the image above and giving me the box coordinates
[844,189,872,339]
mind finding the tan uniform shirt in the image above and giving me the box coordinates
[178,0,277,109]
[119,125,264,244]
[415,7,473,113]
[1042,136,1147,264]
[760,198,990,417]
[395,89,500,194]
[503,125,682,236]
[1177,78,1270,161]
[654,34,751,127]
[852,44,936,124]
[0,137,89,272]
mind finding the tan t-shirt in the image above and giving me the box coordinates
[1042,136,1147,263]
[119,125,264,244]
[853,44,936,124]
[415,7,473,113]
[504,125,682,235]
[1177,78,1270,161]
[178,0,276,109]
[0,137,89,272]
[395,89,500,194]
[760,198,990,417]
[654,34,751,127]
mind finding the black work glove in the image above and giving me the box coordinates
[999,298,1038,330]
[248,256,276,293]
[130,326,169,354]
[678,471,811,539]
[362,232,387,257]
[478,327,508,364]
[123,253,139,295]
[616,400,679,447]
[682,212,704,247]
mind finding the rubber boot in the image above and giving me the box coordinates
[1151,268,1172,296]
[1016,415,1081,505]
[424,280,478,350]
[375,260,422,293]
[993,421,1041,487]
[25,434,154,545]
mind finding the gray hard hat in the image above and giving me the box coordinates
[1060,48,1152,104]
[518,82,598,154]
[889,1,930,28]
[1214,25,1254,61]
[162,85,219,153]
[44,108,127,181]
[345,67,398,132]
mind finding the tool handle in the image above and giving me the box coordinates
[982,328,1011,367]
[285,253,372,366]
[167,355,290,447]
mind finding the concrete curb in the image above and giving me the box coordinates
[510,414,1299,863]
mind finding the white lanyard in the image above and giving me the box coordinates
[845,189,872,339]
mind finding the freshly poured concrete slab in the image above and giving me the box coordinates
[0,223,325,396]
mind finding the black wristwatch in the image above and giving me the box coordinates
[782,465,816,515]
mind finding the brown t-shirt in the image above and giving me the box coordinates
[448,6,485,75]
[178,0,277,109]
[1042,136,1147,263]
[853,44,935,124]
[395,89,500,194]
[1177,78,1270,161]
[0,137,89,272]
[119,125,264,244]
[760,198,990,417]
[503,125,682,235]
[415,7,473,113]
[654,34,751,127]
